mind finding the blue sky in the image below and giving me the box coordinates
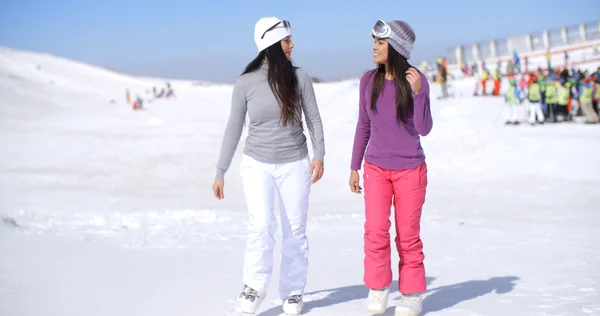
[1,0,599,83]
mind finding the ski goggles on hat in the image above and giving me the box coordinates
[261,20,291,39]
[370,19,413,52]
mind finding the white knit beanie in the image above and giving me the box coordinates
[254,17,292,53]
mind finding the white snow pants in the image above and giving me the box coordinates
[240,154,312,300]
[529,101,544,123]
[508,104,520,123]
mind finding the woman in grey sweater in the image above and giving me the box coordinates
[212,16,326,316]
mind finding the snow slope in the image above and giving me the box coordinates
[1,47,599,316]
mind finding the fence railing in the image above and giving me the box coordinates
[447,21,600,65]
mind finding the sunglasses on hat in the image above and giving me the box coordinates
[371,20,392,39]
[261,20,291,39]
[370,19,414,54]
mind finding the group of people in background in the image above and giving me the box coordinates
[125,82,176,110]
[468,50,574,97]
[425,48,599,126]
[504,66,600,125]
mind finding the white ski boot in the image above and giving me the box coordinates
[239,286,265,314]
[366,288,389,314]
[282,294,303,315]
[237,285,249,301]
[394,293,423,316]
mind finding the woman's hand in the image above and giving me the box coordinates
[349,170,362,194]
[310,160,324,183]
[406,68,422,94]
[212,180,224,200]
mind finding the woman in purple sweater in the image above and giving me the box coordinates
[349,19,433,316]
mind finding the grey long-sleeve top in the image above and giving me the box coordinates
[215,62,325,180]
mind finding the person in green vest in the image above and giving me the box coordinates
[527,74,545,125]
[592,74,599,116]
[578,77,599,124]
[538,76,549,120]
[544,77,559,122]
[504,78,524,125]
[556,78,571,122]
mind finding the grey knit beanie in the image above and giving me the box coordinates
[382,20,416,60]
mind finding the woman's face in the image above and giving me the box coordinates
[372,38,388,65]
[281,36,294,60]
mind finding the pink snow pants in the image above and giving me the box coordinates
[363,161,427,294]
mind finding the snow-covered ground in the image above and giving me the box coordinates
[1,47,599,316]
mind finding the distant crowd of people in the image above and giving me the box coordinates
[421,48,600,125]
[503,66,600,125]
[469,50,575,98]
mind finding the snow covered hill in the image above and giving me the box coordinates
[1,47,599,316]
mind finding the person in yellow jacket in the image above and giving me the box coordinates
[578,77,599,124]
[544,77,559,122]
[527,74,545,125]
[504,78,524,125]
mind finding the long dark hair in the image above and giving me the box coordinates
[242,42,301,127]
[369,43,415,123]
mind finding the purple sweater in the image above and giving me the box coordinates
[350,70,433,171]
